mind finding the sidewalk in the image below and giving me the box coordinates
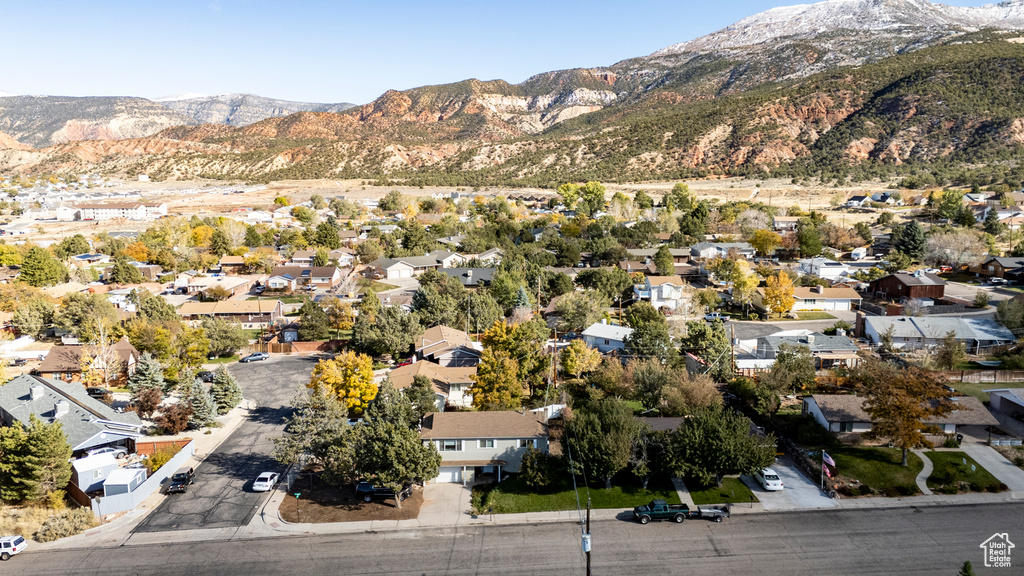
[912,449,934,496]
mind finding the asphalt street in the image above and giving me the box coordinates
[132,356,317,532]
[21,503,1024,575]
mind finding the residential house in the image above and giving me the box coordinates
[419,411,549,484]
[798,258,850,281]
[626,248,692,265]
[439,268,496,288]
[581,321,633,354]
[390,361,476,409]
[755,331,860,369]
[177,299,283,328]
[619,261,657,275]
[36,338,140,383]
[772,216,800,232]
[268,266,343,289]
[803,394,997,440]
[863,316,1016,352]
[0,374,144,456]
[845,196,871,208]
[218,255,247,274]
[633,275,689,311]
[70,253,110,268]
[868,271,946,301]
[266,275,297,291]
[984,388,1024,418]
[102,261,163,282]
[753,285,861,313]
[415,325,483,367]
[689,242,755,260]
[969,257,1024,280]
[179,275,254,298]
[870,192,903,206]
[368,250,464,279]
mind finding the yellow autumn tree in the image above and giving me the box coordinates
[468,349,522,411]
[560,339,602,379]
[763,272,796,319]
[122,241,150,263]
[307,351,377,416]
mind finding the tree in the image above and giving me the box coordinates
[272,389,352,485]
[934,330,967,370]
[937,189,965,222]
[22,416,73,502]
[209,365,243,415]
[756,344,816,415]
[671,406,777,487]
[626,319,675,362]
[52,234,90,261]
[519,445,555,489]
[797,225,823,257]
[924,229,988,269]
[763,272,795,318]
[406,375,439,421]
[729,260,759,318]
[308,352,377,416]
[695,288,721,313]
[12,296,55,339]
[634,190,654,209]
[54,293,120,342]
[563,399,644,489]
[131,385,163,419]
[298,300,330,341]
[208,229,231,257]
[983,209,1005,235]
[997,297,1024,332]
[749,229,782,257]
[244,225,264,248]
[167,327,210,380]
[665,183,693,211]
[323,297,356,331]
[554,290,608,334]
[353,305,422,358]
[662,373,722,416]
[108,257,143,284]
[849,360,953,466]
[958,561,975,576]
[894,220,926,260]
[0,422,31,502]
[379,190,407,212]
[134,289,178,322]
[973,291,990,309]
[355,240,382,264]
[185,379,217,429]
[155,403,193,435]
[678,320,732,382]
[350,417,441,509]
[19,247,68,287]
[201,316,248,358]
[468,349,522,410]
[364,377,417,429]
[560,339,602,379]
[626,359,670,410]
[653,245,675,276]
[127,352,165,393]
[882,250,913,273]
[575,267,632,302]
[313,221,341,249]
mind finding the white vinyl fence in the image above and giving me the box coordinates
[91,440,197,517]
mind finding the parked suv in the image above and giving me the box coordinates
[166,467,195,494]
[0,535,27,560]
[355,481,411,503]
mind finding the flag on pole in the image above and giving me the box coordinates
[823,463,832,478]
[823,452,836,467]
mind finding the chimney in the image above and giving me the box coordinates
[807,334,815,345]
[30,385,44,400]
[601,319,607,325]
[914,270,924,278]
[814,285,824,294]
[54,401,69,419]
[466,270,473,279]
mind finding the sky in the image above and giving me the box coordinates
[0,0,1002,104]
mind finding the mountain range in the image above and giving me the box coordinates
[3,0,1024,186]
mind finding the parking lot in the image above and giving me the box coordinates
[741,456,838,511]
[133,355,319,532]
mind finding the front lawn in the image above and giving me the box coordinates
[925,451,1004,494]
[357,278,397,294]
[205,354,239,365]
[686,477,758,505]
[795,311,837,321]
[829,446,923,497]
[944,381,995,402]
[471,474,680,514]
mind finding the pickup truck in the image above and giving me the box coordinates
[355,481,411,503]
[633,499,731,524]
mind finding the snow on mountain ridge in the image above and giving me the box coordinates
[652,0,1024,55]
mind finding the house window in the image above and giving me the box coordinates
[93,470,102,479]
[478,439,495,449]
[603,339,610,346]
[517,439,537,448]
[839,422,854,432]
[440,440,462,452]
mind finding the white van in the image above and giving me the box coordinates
[0,535,27,560]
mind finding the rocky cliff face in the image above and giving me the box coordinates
[156,93,356,127]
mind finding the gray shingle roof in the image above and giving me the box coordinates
[762,333,858,354]
[0,374,143,451]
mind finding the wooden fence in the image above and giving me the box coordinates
[935,370,1024,384]
[134,438,194,457]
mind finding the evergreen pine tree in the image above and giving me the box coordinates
[0,422,32,502]
[209,365,243,415]
[24,415,72,501]
[894,220,926,260]
[186,379,217,429]
[127,352,165,393]
[513,286,532,308]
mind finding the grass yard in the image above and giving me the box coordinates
[944,381,997,402]
[829,446,923,496]
[357,278,398,293]
[686,477,758,505]
[205,354,239,365]
[795,312,837,321]
[471,475,680,515]
[926,451,1004,493]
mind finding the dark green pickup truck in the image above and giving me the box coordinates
[632,499,730,524]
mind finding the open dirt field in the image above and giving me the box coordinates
[278,474,423,523]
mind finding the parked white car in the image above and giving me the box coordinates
[755,468,784,491]
[87,446,127,459]
[252,472,279,492]
[0,535,27,561]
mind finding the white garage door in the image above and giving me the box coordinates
[436,467,461,483]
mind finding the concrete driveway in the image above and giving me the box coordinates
[741,456,838,511]
[133,355,318,532]
[418,482,473,525]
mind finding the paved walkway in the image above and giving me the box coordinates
[671,477,695,507]
[961,444,1024,491]
[912,450,934,495]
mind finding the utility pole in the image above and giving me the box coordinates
[730,323,736,375]
[584,497,592,576]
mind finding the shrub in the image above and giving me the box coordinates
[46,490,66,510]
[969,481,984,492]
[939,485,959,495]
[145,446,181,474]
[33,508,96,542]
[943,435,960,448]
[986,483,1003,493]
[999,482,1009,492]
[154,403,193,435]
[896,484,917,496]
